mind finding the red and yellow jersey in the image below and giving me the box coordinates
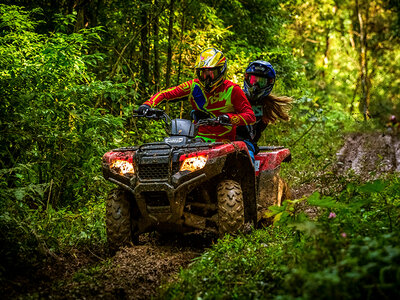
[143,79,256,142]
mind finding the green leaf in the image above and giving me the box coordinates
[14,188,26,201]
[359,180,386,194]
[307,192,338,208]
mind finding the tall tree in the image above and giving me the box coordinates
[176,0,187,85]
[165,0,175,88]
[153,0,161,93]
[355,0,370,120]
[140,3,150,94]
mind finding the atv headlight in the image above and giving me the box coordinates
[180,155,208,172]
[111,159,135,175]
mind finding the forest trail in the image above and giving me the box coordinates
[51,234,208,299]
[336,132,400,176]
[6,132,400,299]
[291,131,400,200]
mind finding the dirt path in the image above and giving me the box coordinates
[76,233,212,299]
[7,232,213,299]
[335,132,400,177]
[4,132,400,299]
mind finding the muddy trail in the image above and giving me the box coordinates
[3,232,213,299]
[3,132,400,299]
[335,132,400,176]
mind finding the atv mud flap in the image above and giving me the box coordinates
[133,173,207,231]
[256,168,280,221]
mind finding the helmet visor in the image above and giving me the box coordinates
[197,68,221,81]
[245,74,270,88]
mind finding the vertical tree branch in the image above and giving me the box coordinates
[356,0,370,120]
[165,0,175,114]
[165,0,175,89]
[176,0,186,86]
[153,0,160,94]
[141,5,150,97]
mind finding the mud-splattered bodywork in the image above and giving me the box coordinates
[254,149,291,220]
[102,141,290,234]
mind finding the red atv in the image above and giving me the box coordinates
[102,108,291,251]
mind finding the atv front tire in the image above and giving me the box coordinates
[217,179,245,236]
[106,188,134,253]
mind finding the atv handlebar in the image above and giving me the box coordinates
[133,108,166,120]
[196,118,232,127]
[133,108,231,127]
[133,108,171,127]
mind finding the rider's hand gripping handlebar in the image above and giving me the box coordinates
[133,106,166,120]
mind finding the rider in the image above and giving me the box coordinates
[236,60,292,161]
[138,47,256,143]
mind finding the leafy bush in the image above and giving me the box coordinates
[281,233,400,300]
[161,228,295,299]
[0,5,133,207]
[160,176,400,299]
[0,192,106,280]
[0,4,131,275]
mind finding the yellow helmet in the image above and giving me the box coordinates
[195,48,227,92]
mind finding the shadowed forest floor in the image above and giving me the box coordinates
[3,132,400,299]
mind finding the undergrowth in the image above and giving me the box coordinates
[261,96,355,187]
[0,194,107,281]
[160,175,400,299]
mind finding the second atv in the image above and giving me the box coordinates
[102,108,291,251]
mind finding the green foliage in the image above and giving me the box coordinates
[285,0,400,122]
[0,193,106,279]
[161,228,294,299]
[1,2,400,298]
[161,176,400,299]
[0,4,131,275]
[261,94,353,187]
[278,176,400,299]
[0,5,131,208]
[282,233,400,299]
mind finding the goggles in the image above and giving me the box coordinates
[245,74,272,89]
[197,68,221,81]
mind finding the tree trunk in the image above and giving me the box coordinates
[177,0,186,118]
[153,0,161,93]
[141,6,150,96]
[176,0,186,86]
[322,29,330,79]
[356,0,370,120]
[165,0,175,88]
[72,0,101,31]
[322,5,338,79]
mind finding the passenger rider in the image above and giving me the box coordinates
[236,60,293,162]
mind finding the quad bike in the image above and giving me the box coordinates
[102,108,291,251]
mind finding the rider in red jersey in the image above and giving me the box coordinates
[138,48,256,142]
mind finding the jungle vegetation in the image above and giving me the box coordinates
[1,0,400,298]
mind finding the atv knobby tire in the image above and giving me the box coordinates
[217,179,245,236]
[106,188,133,253]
